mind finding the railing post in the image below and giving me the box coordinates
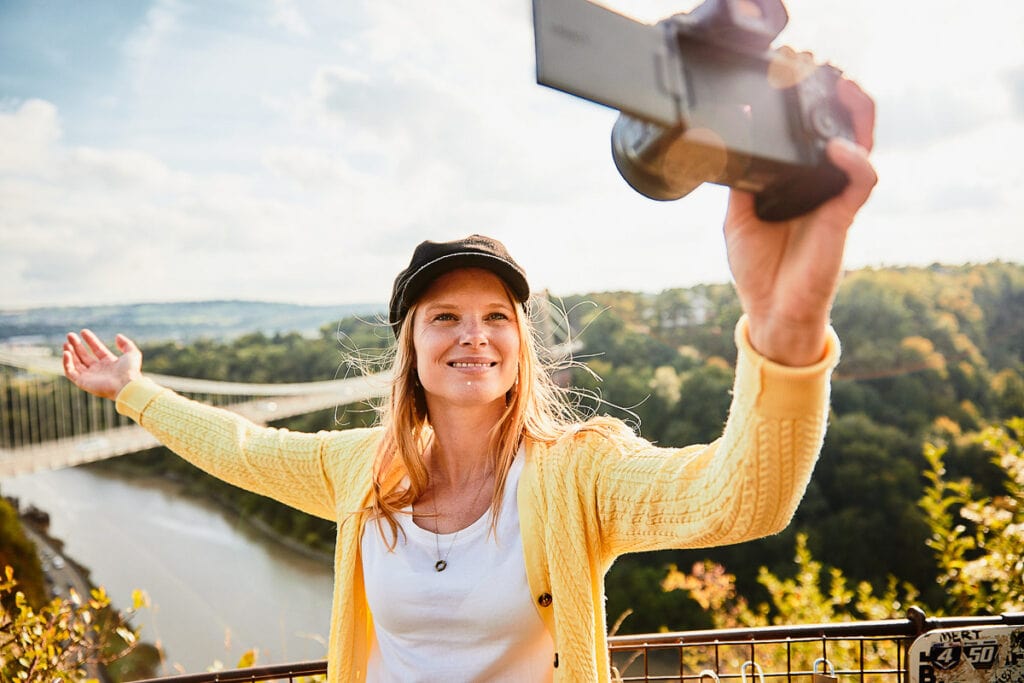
[906,606,927,636]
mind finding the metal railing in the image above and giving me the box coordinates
[135,660,327,683]
[135,609,1024,683]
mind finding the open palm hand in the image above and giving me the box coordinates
[63,330,142,401]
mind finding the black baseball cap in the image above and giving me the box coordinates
[389,234,529,334]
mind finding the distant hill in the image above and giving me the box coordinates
[0,300,383,346]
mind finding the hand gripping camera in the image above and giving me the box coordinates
[532,0,855,220]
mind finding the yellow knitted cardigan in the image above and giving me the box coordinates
[115,318,839,682]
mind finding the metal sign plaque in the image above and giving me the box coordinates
[910,625,1024,683]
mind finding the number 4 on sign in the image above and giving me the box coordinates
[929,643,963,671]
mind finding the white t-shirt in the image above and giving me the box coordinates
[361,451,555,682]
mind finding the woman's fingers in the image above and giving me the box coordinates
[62,347,82,383]
[821,77,877,217]
[65,332,95,367]
[81,328,115,361]
[63,329,126,375]
[826,136,878,214]
[836,77,875,153]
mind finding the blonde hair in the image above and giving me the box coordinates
[364,281,623,548]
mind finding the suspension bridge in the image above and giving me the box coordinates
[0,299,578,478]
[0,346,393,478]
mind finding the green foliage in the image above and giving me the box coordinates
[593,263,1024,625]
[919,442,976,612]
[920,419,1024,614]
[0,566,150,683]
[754,534,918,625]
[992,368,1024,419]
[653,535,917,683]
[654,413,1023,655]
[605,557,713,634]
[0,501,46,611]
[10,262,1024,654]
[663,534,918,629]
[831,264,1024,427]
[802,413,935,594]
[661,362,734,446]
[143,330,343,384]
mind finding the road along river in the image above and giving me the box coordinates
[1,464,335,677]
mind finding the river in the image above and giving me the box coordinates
[0,464,335,677]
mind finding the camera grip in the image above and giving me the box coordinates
[754,158,849,221]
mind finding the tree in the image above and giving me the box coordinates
[0,500,45,610]
[804,413,934,593]
[920,418,1024,614]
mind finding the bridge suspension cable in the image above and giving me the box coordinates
[0,348,391,478]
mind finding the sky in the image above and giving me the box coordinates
[1,0,1022,310]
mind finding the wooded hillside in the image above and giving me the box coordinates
[6,261,1022,633]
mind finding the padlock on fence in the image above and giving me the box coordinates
[741,661,765,683]
[698,669,720,683]
[812,657,838,683]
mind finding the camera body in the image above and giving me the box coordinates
[533,0,855,220]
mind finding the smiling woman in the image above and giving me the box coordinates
[60,75,876,680]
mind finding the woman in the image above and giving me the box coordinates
[63,80,876,682]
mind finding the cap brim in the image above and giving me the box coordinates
[390,252,529,330]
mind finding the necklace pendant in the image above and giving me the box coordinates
[435,560,448,572]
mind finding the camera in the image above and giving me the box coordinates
[533,0,855,220]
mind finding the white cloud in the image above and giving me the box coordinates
[269,0,311,38]
[123,0,183,78]
[0,98,335,307]
[0,100,62,177]
[879,82,1013,149]
[262,145,372,191]
[310,64,411,136]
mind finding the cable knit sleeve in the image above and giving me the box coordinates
[115,376,377,521]
[590,315,840,558]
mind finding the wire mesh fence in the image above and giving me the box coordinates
[134,609,1024,683]
[609,625,909,682]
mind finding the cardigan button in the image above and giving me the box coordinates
[537,592,553,607]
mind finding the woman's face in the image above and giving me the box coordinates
[411,268,521,414]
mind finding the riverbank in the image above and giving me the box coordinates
[1,465,336,675]
[6,498,162,681]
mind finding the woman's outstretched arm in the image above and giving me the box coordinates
[62,328,350,520]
